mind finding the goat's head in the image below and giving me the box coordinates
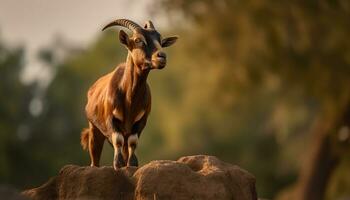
[102,19,178,70]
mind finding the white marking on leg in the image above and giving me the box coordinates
[112,132,124,147]
[128,134,138,147]
[112,132,124,169]
[128,134,138,156]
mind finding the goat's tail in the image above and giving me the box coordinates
[81,128,90,151]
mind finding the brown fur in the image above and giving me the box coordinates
[81,19,177,168]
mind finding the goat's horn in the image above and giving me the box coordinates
[144,20,155,29]
[102,19,142,32]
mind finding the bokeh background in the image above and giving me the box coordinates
[1,0,350,199]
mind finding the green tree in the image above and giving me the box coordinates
[152,0,350,199]
[0,37,36,187]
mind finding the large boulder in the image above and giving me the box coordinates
[23,155,257,200]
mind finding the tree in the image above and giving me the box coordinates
[152,0,350,198]
[0,36,36,187]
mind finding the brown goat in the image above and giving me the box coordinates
[81,19,178,169]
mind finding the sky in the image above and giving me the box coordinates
[0,0,153,85]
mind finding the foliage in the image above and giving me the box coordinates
[153,0,350,198]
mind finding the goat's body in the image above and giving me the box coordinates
[81,18,177,169]
[82,63,151,166]
[86,63,151,137]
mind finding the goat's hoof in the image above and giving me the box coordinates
[113,152,126,170]
[127,154,138,167]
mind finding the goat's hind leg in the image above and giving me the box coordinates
[88,123,105,167]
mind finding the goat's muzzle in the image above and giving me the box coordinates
[151,51,167,69]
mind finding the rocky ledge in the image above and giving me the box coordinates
[22,155,257,200]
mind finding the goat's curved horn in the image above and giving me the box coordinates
[102,19,142,32]
[144,20,155,29]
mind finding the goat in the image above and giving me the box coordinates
[80,19,178,169]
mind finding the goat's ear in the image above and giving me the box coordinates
[161,36,178,48]
[119,30,131,48]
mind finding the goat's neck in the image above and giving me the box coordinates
[121,53,149,103]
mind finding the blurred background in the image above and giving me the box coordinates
[0,0,350,199]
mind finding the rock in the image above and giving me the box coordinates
[23,166,136,200]
[22,155,257,200]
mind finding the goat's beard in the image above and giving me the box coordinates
[140,62,151,70]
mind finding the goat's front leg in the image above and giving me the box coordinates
[112,132,126,169]
[127,134,139,167]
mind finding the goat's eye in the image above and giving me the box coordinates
[135,38,143,45]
